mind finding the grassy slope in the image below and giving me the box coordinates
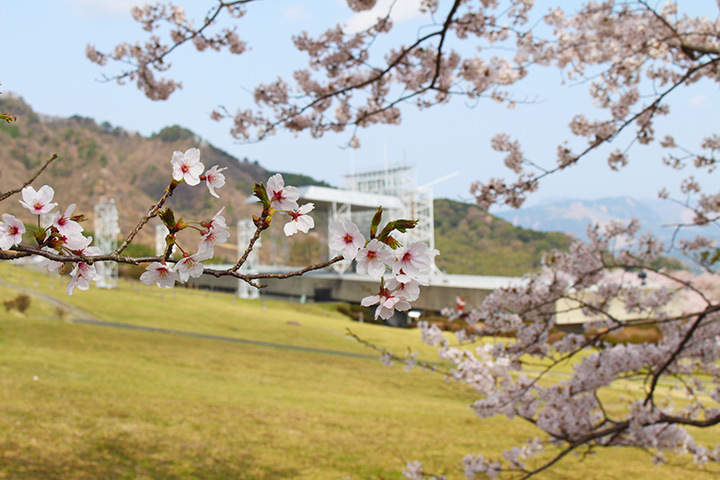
[0,263,718,479]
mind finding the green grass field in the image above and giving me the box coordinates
[0,262,718,479]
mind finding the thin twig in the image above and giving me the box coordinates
[0,153,59,202]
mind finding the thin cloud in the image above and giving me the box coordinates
[344,0,423,33]
[67,0,137,18]
[690,94,708,107]
[281,3,313,24]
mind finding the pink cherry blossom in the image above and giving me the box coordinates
[284,203,315,236]
[140,261,180,288]
[171,147,204,186]
[393,241,438,277]
[328,220,365,260]
[266,173,299,211]
[19,185,58,215]
[0,214,25,250]
[52,204,83,237]
[355,238,394,278]
[204,165,227,198]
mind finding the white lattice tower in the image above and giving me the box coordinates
[155,223,169,257]
[94,198,120,288]
[344,164,414,198]
[344,164,412,222]
[401,187,440,275]
[329,201,354,274]
[237,219,260,299]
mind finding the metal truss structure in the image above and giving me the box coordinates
[94,198,120,288]
[237,219,261,299]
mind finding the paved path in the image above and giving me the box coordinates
[0,274,377,359]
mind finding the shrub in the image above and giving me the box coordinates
[3,293,31,313]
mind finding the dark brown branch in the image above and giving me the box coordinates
[644,308,709,406]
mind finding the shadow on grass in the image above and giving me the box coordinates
[0,434,301,480]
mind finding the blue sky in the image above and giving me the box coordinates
[1,0,718,209]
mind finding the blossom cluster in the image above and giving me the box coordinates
[140,157,317,287]
[328,215,438,320]
[2,147,440,322]
[0,184,101,295]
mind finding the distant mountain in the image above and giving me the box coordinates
[496,197,660,239]
[1,94,573,275]
[495,196,720,268]
[0,94,328,249]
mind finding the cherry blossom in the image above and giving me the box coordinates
[66,260,101,295]
[205,207,227,231]
[52,204,83,237]
[204,165,227,198]
[361,284,411,320]
[19,185,57,215]
[0,214,25,250]
[171,147,204,186]
[65,240,102,295]
[174,253,205,282]
[355,238,394,278]
[140,261,180,288]
[385,274,424,302]
[266,173,299,211]
[328,219,365,260]
[197,222,231,259]
[283,203,315,236]
[36,253,64,274]
[64,233,93,253]
[393,242,438,277]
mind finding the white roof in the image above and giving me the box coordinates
[296,185,404,210]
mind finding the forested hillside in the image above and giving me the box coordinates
[434,199,572,276]
[1,94,571,275]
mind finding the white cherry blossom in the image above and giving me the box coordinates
[171,147,204,185]
[328,220,365,260]
[197,223,231,259]
[140,261,180,288]
[19,185,57,215]
[393,241,438,277]
[52,204,83,237]
[0,214,25,250]
[361,285,411,320]
[204,165,227,198]
[284,203,315,236]
[355,238,394,278]
[266,173,299,211]
[174,253,205,282]
[385,274,425,302]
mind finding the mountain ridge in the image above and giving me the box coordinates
[1,93,572,275]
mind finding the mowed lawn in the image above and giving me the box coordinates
[0,263,718,479]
